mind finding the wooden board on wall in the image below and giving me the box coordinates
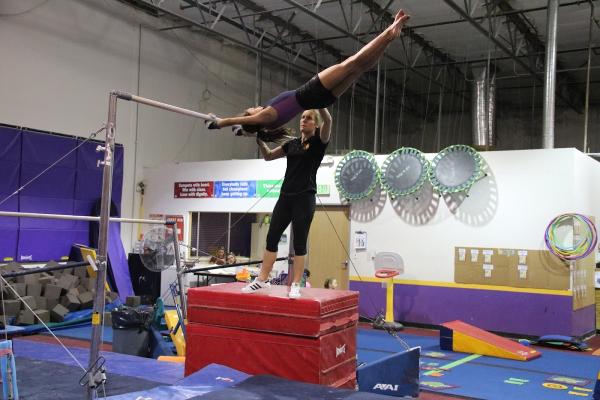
[307,206,350,290]
[455,247,571,291]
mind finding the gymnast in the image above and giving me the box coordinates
[242,107,332,299]
[206,9,410,137]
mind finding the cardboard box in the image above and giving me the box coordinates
[455,247,510,286]
[573,253,595,310]
[457,247,571,291]
[454,247,478,284]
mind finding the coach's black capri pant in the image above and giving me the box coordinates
[265,192,316,256]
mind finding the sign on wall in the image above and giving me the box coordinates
[174,180,327,198]
[166,215,184,241]
[214,181,256,198]
[256,180,282,198]
[174,181,214,198]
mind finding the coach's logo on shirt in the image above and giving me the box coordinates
[336,344,346,357]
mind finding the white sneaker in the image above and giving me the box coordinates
[288,282,301,299]
[241,278,271,293]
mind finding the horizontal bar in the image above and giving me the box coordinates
[112,91,213,121]
[1,261,89,278]
[184,257,290,274]
[0,211,168,225]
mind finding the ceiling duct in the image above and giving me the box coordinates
[471,66,496,151]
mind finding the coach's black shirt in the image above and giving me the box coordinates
[281,135,328,195]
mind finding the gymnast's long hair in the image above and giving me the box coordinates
[240,111,295,146]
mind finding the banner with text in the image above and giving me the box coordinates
[214,181,256,198]
[174,181,214,198]
[256,180,283,198]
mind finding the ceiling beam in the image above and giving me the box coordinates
[280,0,460,97]
[442,0,582,113]
[356,0,469,104]
[492,0,583,113]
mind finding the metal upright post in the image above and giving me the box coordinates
[86,92,117,399]
[171,223,187,319]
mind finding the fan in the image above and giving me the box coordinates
[139,226,176,272]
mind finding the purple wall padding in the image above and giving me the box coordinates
[0,126,21,162]
[74,139,124,235]
[350,280,595,338]
[19,196,76,230]
[21,130,77,167]
[0,230,18,261]
[76,139,123,204]
[0,196,18,261]
[0,162,20,195]
[0,197,18,229]
[18,229,87,262]
[108,222,134,300]
[0,127,125,261]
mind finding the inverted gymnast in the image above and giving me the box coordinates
[206,9,410,137]
[242,107,332,298]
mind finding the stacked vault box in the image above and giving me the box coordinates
[185,282,359,388]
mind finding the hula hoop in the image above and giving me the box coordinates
[544,213,597,261]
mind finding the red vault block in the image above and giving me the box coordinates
[187,282,359,337]
[185,322,357,387]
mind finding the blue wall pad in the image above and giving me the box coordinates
[357,347,420,398]
[107,364,250,400]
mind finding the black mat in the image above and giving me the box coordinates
[16,357,161,399]
[190,375,395,400]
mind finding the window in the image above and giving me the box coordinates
[189,212,254,258]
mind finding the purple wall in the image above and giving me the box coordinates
[0,125,124,261]
[350,280,594,338]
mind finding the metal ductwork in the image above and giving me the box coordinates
[471,66,496,150]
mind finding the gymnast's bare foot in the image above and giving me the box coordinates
[389,10,410,38]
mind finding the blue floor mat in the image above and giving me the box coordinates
[13,338,183,384]
[357,328,599,400]
[45,324,114,343]
[106,364,249,399]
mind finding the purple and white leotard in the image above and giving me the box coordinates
[262,75,337,130]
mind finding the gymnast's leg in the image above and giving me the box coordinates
[242,196,292,293]
[318,9,409,97]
